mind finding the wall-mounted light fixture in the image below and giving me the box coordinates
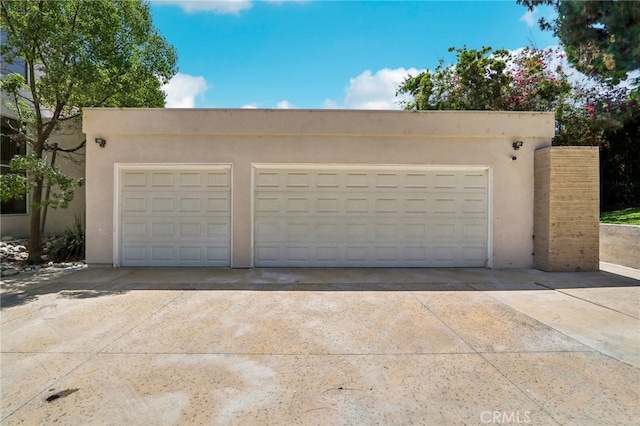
[95,137,106,148]
[512,140,523,151]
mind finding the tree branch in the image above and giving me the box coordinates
[57,111,82,122]
[49,139,86,153]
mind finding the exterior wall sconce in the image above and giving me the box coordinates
[512,140,523,150]
[95,138,106,148]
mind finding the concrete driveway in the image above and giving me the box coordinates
[1,267,639,425]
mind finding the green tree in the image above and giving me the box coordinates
[518,1,639,210]
[518,0,640,86]
[554,83,639,210]
[0,0,177,263]
[397,45,638,211]
[397,46,571,112]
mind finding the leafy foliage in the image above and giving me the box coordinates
[516,0,639,210]
[553,81,639,210]
[0,0,177,263]
[518,0,640,86]
[0,154,84,209]
[398,47,510,110]
[51,215,85,261]
[0,0,177,113]
[397,45,638,211]
[397,46,571,112]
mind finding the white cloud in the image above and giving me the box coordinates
[322,98,340,109]
[276,100,295,109]
[343,67,421,110]
[241,103,258,109]
[153,0,307,15]
[265,0,309,3]
[155,0,252,15]
[520,7,537,27]
[162,73,208,108]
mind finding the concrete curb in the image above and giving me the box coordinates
[600,224,640,269]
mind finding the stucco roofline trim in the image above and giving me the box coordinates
[83,108,555,139]
[83,133,554,140]
[84,107,555,113]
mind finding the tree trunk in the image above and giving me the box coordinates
[40,143,58,237]
[27,130,46,264]
[27,177,43,264]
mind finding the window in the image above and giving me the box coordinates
[1,117,27,214]
[0,30,28,81]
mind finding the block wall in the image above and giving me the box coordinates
[534,147,600,271]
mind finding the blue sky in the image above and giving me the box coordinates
[151,0,558,109]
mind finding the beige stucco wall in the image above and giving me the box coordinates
[1,119,86,238]
[83,108,555,268]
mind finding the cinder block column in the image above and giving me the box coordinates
[534,146,600,271]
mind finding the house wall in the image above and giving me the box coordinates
[83,108,555,268]
[1,119,86,238]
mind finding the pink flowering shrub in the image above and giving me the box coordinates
[398,46,571,112]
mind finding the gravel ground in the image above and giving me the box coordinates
[0,235,85,278]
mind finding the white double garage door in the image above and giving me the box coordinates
[118,165,489,267]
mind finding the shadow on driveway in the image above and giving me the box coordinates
[2,266,638,310]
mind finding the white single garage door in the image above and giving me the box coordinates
[254,165,488,267]
[118,165,231,267]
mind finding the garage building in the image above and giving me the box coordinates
[83,109,556,269]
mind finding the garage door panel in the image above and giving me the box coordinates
[122,218,229,239]
[374,172,400,188]
[123,221,147,238]
[254,166,488,267]
[122,196,146,212]
[122,171,147,187]
[152,197,174,213]
[434,173,457,189]
[122,243,230,267]
[256,169,487,192]
[120,167,231,267]
[255,197,279,213]
[463,173,488,189]
[254,244,491,267]
[316,197,340,213]
[207,196,230,212]
[206,222,231,239]
[463,222,486,240]
[123,246,146,262]
[286,197,311,213]
[178,172,202,187]
[405,173,430,188]
[463,246,487,263]
[374,221,400,238]
[345,198,369,213]
[123,193,230,215]
[258,217,485,244]
[463,197,487,214]
[151,172,173,186]
[254,242,487,267]
[206,171,230,187]
[256,192,485,217]
[151,222,174,238]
